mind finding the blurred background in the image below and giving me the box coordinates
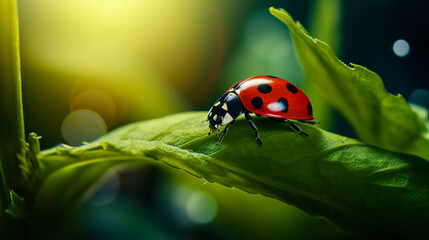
[18,0,428,239]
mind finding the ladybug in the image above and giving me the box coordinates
[207,75,318,145]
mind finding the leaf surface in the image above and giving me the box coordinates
[36,112,429,239]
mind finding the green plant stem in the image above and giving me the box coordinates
[0,0,26,208]
[305,0,342,131]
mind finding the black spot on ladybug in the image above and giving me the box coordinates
[251,97,263,109]
[277,98,288,113]
[257,83,272,94]
[265,75,279,78]
[286,83,298,94]
[308,103,313,115]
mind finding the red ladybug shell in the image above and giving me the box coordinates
[227,75,314,120]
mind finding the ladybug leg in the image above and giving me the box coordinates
[269,117,309,136]
[298,120,320,125]
[208,130,218,137]
[286,120,309,137]
[216,124,231,145]
[245,112,262,145]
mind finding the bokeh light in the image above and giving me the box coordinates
[185,191,218,224]
[61,109,107,146]
[171,184,218,225]
[393,39,410,57]
[70,89,116,128]
[409,89,429,110]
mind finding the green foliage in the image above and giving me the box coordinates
[35,112,429,239]
[5,190,27,218]
[270,7,429,160]
[18,133,40,188]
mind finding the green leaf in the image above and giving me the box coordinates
[37,112,429,239]
[5,190,28,218]
[30,143,153,237]
[269,7,429,160]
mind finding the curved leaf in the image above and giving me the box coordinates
[37,112,429,239]
[269,7,429,160]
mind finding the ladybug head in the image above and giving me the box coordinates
[207,92,243,135]
[207,107,226,135]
